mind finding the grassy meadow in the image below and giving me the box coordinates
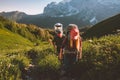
[0,16,120,80]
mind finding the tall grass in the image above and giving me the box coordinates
[79,33,120,80]
[0,51,31,80]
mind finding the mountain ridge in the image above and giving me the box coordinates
[82,13,120,38]
[0,0,120,28]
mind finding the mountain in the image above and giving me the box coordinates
[0,11,27,21]
[43,1,79,17]
[0,0,120,28]
[43,0,120,24]
[82,13,120,38]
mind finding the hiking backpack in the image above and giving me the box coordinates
[62,24,82,55]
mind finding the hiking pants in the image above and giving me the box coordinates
[63,54,77,70]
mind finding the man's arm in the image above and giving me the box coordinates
[52,38,57,53]
[78,37,82,59]
[58,37,66,60]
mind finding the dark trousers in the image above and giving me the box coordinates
[63,54,77,71]
[57,47,60,53]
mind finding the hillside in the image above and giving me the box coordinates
[0,16,52,41]
[0,16,120,80]
[0,28,33,52]
[19,14,87,28]
[82,13,120,38]
[0,16,52,53]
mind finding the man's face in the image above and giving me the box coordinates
[57,33,62,38]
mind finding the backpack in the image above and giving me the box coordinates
[62,24,82,55]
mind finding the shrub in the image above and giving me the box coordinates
[0,56,21,80]
[80,34,120,80]
[38,54,61,72]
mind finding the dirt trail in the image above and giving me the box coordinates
[23,49,79,80]
[23,63,78,80]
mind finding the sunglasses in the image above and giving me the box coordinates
[56,26,62,27]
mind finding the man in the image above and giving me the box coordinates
[52,23,65,58]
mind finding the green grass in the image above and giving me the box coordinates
[0,28,34,80]
[0,28,33,53]
[0,18,120,80]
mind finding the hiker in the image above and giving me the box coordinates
[52,23,65,57]
[59,24,82,70]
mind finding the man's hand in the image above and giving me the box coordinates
[58,49,63,60]
[58,54,62,60]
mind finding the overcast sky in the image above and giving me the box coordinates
[0,0,63,15]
